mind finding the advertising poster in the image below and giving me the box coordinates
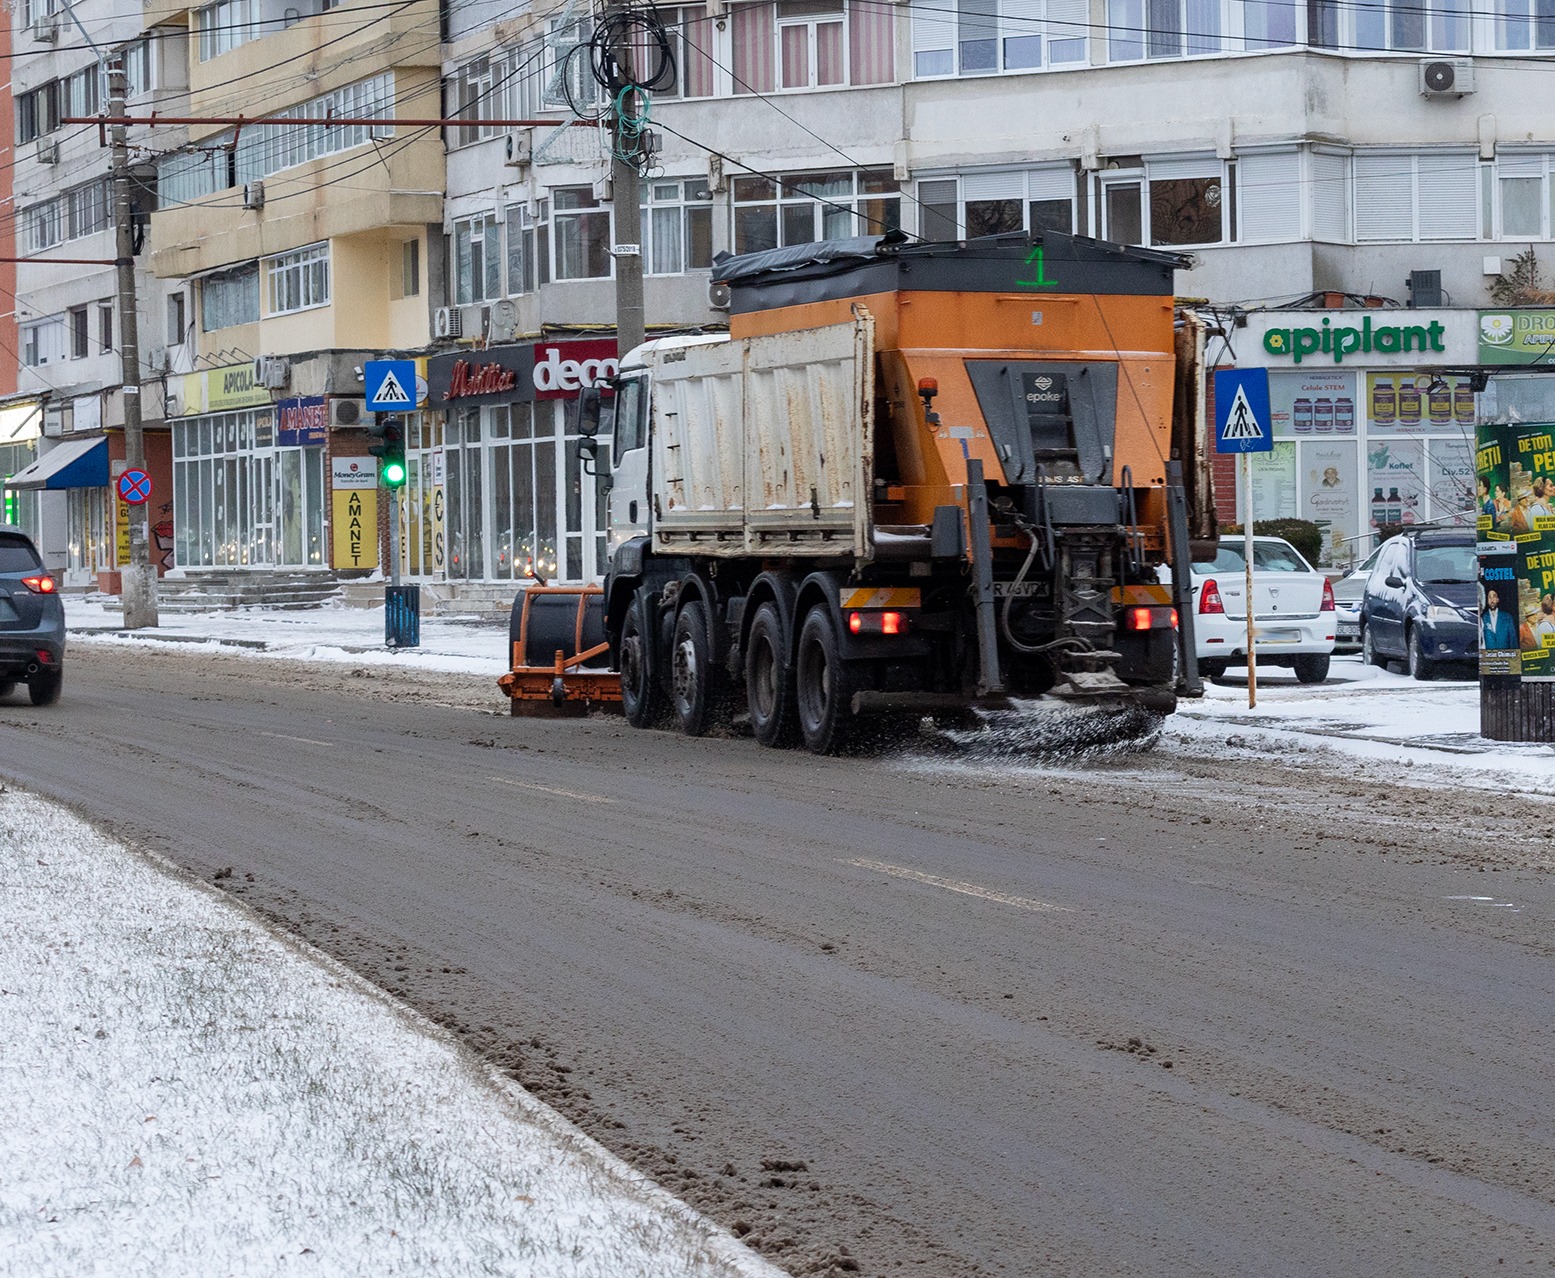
[1365,437,1424,532]
[1249,442,1297,518]
[1505,424,1555,539]
[1514,539,1555,680]
[1366,372,1477,435]
[1477,426,1513,545]
[1269,370,1358,440]
[1479,554,1521,677]
[1426,436,1476,526]
[1299,438,1360,564]
[1479,310,1555,364]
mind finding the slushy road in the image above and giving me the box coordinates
[4,643,1553,1277]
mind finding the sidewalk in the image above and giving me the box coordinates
[0,786,784,1278]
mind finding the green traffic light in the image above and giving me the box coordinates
[382,459,407,487]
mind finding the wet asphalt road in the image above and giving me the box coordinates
[4,643,1555,1277]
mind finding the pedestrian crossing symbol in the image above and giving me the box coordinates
[1213,368,1273,454]
[364,359,417,412]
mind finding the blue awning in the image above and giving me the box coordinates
[3,436,109,490]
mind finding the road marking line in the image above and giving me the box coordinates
[844,858,1073,913]
[489,776,614,804]
[258,731,336,747]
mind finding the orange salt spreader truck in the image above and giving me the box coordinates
[500,231,1213,752]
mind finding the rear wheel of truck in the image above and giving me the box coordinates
[671,601,717,736]
[620,596,667,729]
[746,602,799,747]
[796,606,858,756]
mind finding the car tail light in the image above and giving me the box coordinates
[1198,579,1225,615]
[21,574,55,594]
[1320,579,1335,611]
[36,649,55,665]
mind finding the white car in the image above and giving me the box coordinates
[1330,546,1380,652]
[1187,536,1337,683]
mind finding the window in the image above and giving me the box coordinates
[22,202,62,254]
[1149,170,1224,245]
[452,213,503,303]
[266,243,330,315]
[553,188,612,280]
[542,18,604,111]
[200,262,260,332]
[735,0,895,92]
[98,305,113,354]
[198,0,257,61]
[645,179,714,274]
[69,307,89,360]
[916,167,1076,240]
[1354,151,1477,242]
[401,239,421,298]
[66,182,109,240]
[1309,0,1467,50]
[1485,153,1555,240]
[505,201,551,295]
[448,56,497,148]
[22,319,66,367]
[1089,158,1234,246]
[168,293,187,345]
[733,169,900,254]
[17,82,59,145]
[652,6,719,97]
[913,0,1086,76]
[122,38,155,96]
[62,66,98,119]
[1498,0,1555,48]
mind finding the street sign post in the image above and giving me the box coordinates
[116,469,152,505]
[1214,369,1273,710]
[364,360,418,648]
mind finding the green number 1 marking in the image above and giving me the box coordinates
[1017,245,1058,290]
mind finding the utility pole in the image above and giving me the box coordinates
[608,1,645,356]
[109,57,158,629]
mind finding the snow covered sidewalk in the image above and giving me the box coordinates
[0,788,782,1278]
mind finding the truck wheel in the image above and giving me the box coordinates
[671,601,716,736]
[620,596,667,729]
[795,606,857,756]
[746,602,798,747]
[1292,653,1330,684]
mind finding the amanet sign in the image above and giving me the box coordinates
[1262,316,1448,365]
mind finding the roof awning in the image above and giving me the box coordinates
[3,436,109,490]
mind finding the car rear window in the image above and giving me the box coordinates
[1201,545,1246,572]
[0,535,41,573]
[1252,541,1311,573]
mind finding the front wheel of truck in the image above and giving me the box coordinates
[795,606,858,756]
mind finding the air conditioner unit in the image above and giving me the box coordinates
[1420,58,1474,97]
[252,355,290,389]
[592,175,613,203]
[242,181,265,210]
[329,397,362,427]
[707,280,732,311]
[31,14,58,42]
[434,306,463,339]
[35,136,59,165]
[488,298,519,343]
[504,130,533,168]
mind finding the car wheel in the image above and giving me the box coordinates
[620,595,667,729]
[1292,654,1330,684]
[746,602,798,748]
[670,600,716,736]
[27,669,61,707]
[1197,659,1228,680]
[1407,627,1434,682]
[795,606,858,756]
[1361,625,1388,669]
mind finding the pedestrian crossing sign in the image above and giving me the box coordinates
[365,360,417,412]
[1213,368,1273,454]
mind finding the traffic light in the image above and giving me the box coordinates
[367,415,406,488]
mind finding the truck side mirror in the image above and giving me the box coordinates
[573,386,603,438]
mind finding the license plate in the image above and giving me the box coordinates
[1258,629,1300,644]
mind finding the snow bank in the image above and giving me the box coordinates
[0,789,782,1278]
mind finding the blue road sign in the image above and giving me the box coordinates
[1213,368,1273,454]
[364,360,417,413]
[117,468,152,504]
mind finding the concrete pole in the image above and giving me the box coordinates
[109,58,158,628]
[609,4,645,357]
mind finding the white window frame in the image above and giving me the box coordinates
[644,179,715,275]
[22,318,66,367]
[265,242,331,316]
[198,0,258,62]
[452,212,503,304]
[915,165,1078,239]
[913,0,1089,78]
[1353,150,1479,243]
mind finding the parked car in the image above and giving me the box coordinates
[0,525,64,705]
[1188,536,1337,683]
[1359,528,1478,680]
[1330,546,1381,652]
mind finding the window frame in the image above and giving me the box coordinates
[731,167,901,255]
[265,242,331,317]
[197,0,258,62]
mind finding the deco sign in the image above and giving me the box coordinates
[1263,317,1447,365]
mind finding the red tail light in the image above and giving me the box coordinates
[1124,606,1152,631]
[1170,608,1180,629]
[21,575,56,594]
[1320,579,1335,611]
[849,610,909,636]
[1198,579,1225,615]
[881,610,904,635]
[849,611,863,634]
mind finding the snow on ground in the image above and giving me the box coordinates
[0,788,784,1278]
[64,595,509,679]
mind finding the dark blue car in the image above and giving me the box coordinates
[1360,528,1478,680]
[0,525,65,705]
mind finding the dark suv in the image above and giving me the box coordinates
[1360,528,1477,680]
[0,526,64,705]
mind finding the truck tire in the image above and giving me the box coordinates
[795,606,858,756]
[1292,653,1330,684]
[620,596,667,729]
[746,602,798,747]
[671,601,716,736]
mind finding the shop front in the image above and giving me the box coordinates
[415,339,616,586]
[0,399,44,537]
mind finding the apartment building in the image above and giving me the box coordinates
[4,0,189,583]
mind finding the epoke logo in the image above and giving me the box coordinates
[1034,377,1053,391]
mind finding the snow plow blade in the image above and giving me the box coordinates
[498,585,622,717]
